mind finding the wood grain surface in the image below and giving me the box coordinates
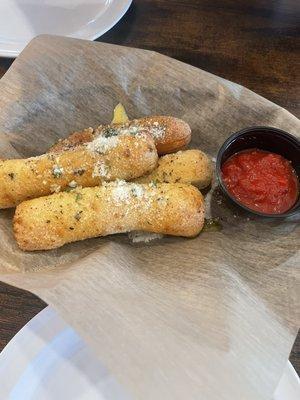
[0,0,299,378]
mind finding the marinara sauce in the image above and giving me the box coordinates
[221,149,299,214]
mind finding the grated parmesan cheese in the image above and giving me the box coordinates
[104,180,149,205]
[102,181,166,243]
[93,121,166,143]
[113,185,131,203]
[104,180,162,211]
[148,122,166,139]
[87,135,119,154]
[92,161,110,178]
[68,180,77,188]
[111,180,145,204]
[52,165,64,178]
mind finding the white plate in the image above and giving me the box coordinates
[0,307,299,399]
[0,0,132,58]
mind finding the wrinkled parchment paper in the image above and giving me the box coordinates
[0,35,299,400]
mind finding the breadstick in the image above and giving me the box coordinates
[49,116,191,155]
[14,182,205,251]
[0,134,157,208]
[50,127,95,149]
[134,149,213,189]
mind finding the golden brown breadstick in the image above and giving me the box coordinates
[0,134,157,208]
[134,149,213,189]
[49,116,191,155]
[14,182,205,251]
[136,116,191,154]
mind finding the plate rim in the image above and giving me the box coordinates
[0,306,299,400]
[0,0,132,58]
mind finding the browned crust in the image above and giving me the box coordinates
[49,128,95,153]
[48,116,191,155]
[137,116,191,154]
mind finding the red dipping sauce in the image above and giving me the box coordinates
[221,149,299,214]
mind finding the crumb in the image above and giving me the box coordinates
[128,231,163,243]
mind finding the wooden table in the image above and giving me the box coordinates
[0,0,299,376]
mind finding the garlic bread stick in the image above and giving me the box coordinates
[134,149,213,189]
[14,182,205,251]
[49,116,191,155]
[0,134,157,208]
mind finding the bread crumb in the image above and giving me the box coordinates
[50,184,61,193]
[128,231,163,243]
